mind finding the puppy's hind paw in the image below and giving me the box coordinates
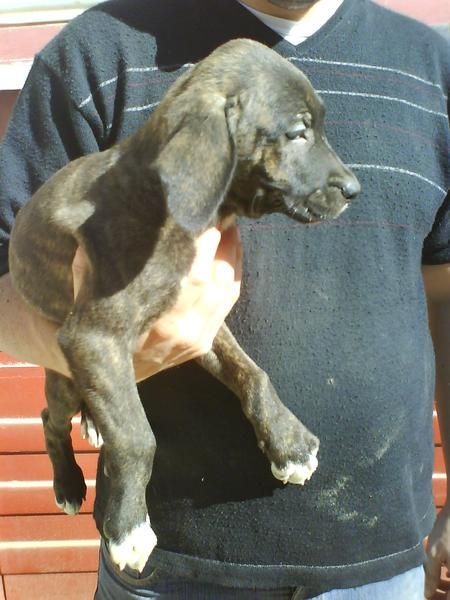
[271,452,318,485]
[54,464,87,515]
[55,497,82,516]
[108,516,157,573]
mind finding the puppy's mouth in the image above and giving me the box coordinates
[285,202,323,224]
[253,181,350,224]
[285,189,349,224]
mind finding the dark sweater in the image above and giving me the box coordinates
[0,0,449,595]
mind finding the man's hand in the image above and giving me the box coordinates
[73,225,242,381]
[425,504,450,599]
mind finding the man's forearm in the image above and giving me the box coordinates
[428,300,450,498]
[422,264,450,599]
[0,273,70,375]
[0,226,241,381]
[424,264,450,499]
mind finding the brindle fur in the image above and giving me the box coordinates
[9,39,359,571]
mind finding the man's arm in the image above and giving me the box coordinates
[0,272,70,372]
[423,263,450,599]
[0,225,241,381]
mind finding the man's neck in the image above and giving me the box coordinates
[239,0,343,24]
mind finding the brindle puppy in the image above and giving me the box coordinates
[9,39,360,572]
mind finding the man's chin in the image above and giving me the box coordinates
[268,0,315,8]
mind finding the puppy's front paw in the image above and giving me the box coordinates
[80,411,103,448]
[271,449,318,485]
[256,403,320,485]
[108,516,157,572]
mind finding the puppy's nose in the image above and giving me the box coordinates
[339,177,361,200]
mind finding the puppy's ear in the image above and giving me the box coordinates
[155,96,239,232]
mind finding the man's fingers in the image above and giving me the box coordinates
[223,224,243,284]
[191,225,242,285]
[190,228,222,283]
[425,552,443,599]
[215,225,242,275]
[212,225,242,306]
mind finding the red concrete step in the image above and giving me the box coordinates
[0,453,98,482]
[0,514,98,543]
[0,355,99,452]
[434,409,441,445]
[3,572,98,600]
[434,447,447,508]
[0,366,46,418]
[0,484,95,517]
[0,417,96,453]
[0,453,98,516]
[0,515,99,575]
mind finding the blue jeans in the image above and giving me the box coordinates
[95,542,425,600]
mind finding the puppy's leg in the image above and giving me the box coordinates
[197,324,319,485]
[58,315,156,572]
[43,370,87,514]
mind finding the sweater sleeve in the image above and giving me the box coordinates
[422,85,450,266]
[0,55,101,276]
[422,192,450,265]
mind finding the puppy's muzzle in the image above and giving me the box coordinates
[286,172,360,224]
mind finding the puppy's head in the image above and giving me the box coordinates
[223,40,360,224]
[152,39,360,231]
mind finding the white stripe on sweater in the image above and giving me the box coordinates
[349,164,447,195]
[111,90,447,123]
[78,64,193,109]
[289,56,445,93]
[124,101,160,113]
[316,90,447,119]
[78,57,446,111]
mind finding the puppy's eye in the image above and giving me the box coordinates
[285,113,312,141]
[286,124,307,140]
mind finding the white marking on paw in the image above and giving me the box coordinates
[55,498,81,516]
[108,516,157,572]
[271,453,319,485]
[80,415,103,448]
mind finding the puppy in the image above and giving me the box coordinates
[9,39,360,572]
